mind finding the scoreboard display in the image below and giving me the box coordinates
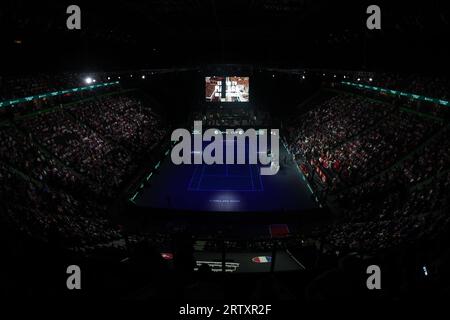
[205,76,250,102]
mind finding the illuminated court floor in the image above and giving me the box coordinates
[134,142,319,212]
[188,162,263,192]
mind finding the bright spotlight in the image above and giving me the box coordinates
[107,76,111,80]
[85,77,93,84]
[92,79,96,83]
[141,75,146,79]
[369,78,373,82]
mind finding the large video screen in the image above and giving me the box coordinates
[205,76,249,102]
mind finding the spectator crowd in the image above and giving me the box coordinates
[0,90,167,250]
[287,92,449,253]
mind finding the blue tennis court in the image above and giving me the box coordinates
[188,163,264,192]
[188,138,264,192]
[135,136,319,212]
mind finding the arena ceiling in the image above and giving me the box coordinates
[1,0,449,74]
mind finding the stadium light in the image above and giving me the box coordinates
[107,76,111,80]
[369,78,373,82]
[92,79,96,83]
[84,77,93,84]
[141,75,146,79]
